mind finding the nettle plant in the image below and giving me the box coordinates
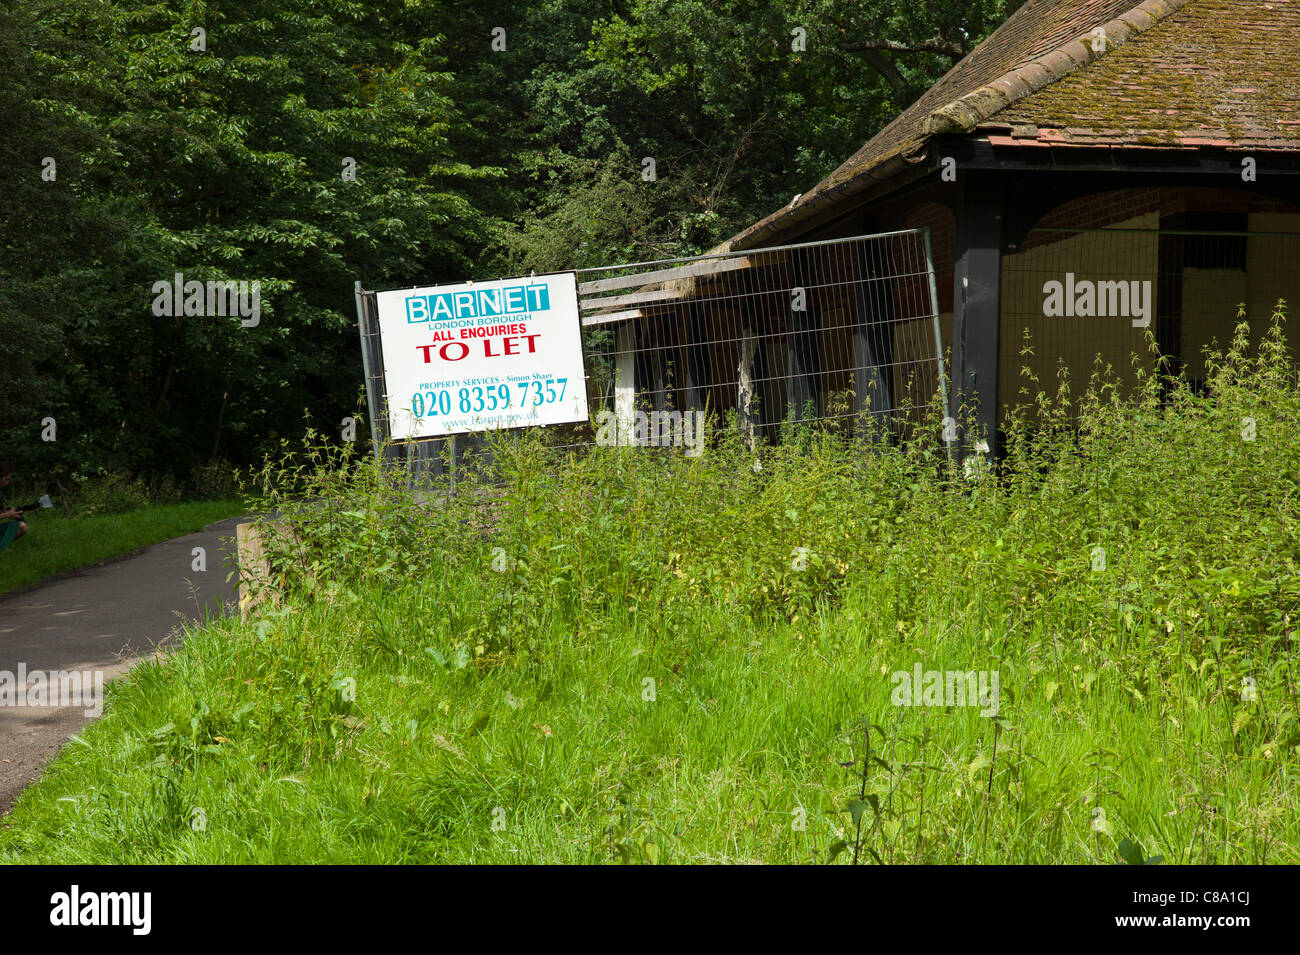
[994,305,1300,750]
[248,307,1297,727]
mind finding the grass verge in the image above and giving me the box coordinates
[0,499,243,596]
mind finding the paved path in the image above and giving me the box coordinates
[0,516,243,813]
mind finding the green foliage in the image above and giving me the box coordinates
[4,314,1293,862]
[72,471,152,517]
[3,0,493,484]
[3,0,1018,489]
[495,148,688,272]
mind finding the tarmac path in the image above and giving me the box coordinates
[0,516,243,814]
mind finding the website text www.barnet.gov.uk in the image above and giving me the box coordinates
[1114,914,1250,928]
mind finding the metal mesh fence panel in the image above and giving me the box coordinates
[1000,226,1300,421]
[356,228,949,482]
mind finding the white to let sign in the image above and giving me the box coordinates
[375,272,589,439]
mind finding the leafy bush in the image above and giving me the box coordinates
[72,471,152,517]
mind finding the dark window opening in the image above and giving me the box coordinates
[1183,212,1247,269]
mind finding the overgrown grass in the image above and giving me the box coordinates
[0,499,243,595]
[2,313,1298,863]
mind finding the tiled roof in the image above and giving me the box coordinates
[988,0,1300,149]
[723,0,1299,251]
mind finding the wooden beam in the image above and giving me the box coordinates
[951,173,1003,460]
[578,252,784,295]
[580,286,687,312]
[615,323,636,433]
[581,307,644,327]
[738,327,759,452]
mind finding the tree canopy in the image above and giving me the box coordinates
[1,0,1018,484]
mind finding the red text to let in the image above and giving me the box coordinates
[416,329,541,363]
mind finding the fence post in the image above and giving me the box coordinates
[852,236,897,433]
[614,322,636,437]
[786,247,821,424]
[922,227,954,462]
[354,280,384,461]
[683,301,707,414]
[738,326,759,450]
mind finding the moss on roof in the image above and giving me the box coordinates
[991,0,1300,147]
[723,0,1297,251]
[814,0,1153,191]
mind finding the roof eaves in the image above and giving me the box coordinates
[717,145,930,253]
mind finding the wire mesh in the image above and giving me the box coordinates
[574,229,947,451]
[1000,226,1300,420]
[356,228,949,482]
